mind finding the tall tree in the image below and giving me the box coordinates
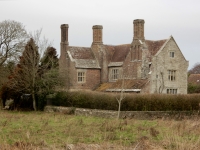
[40,47,58,70]
[37,47,60,96]
[0,20,28,66]
[9,38,39,110]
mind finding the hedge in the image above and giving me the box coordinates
[50,91,200,111]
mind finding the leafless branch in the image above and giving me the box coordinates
[0,20,29,66]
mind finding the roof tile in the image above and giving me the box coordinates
[69,46,94,59]
[188,74,200,85]
[145,39,167,56]
[105,44,131,62]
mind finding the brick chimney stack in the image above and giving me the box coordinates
[61,24,69,44]
[60,24,69,62]
[91,25,107,83]
[59,24,69,89]
[92,25,103,45]
[133,19,145,41]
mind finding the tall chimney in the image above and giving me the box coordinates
[133,19,145,40]
[61,24,69,44]
[60,24,69,62]
[59,24,69,89]
[92,25,103,45]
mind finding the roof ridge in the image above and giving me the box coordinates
[104,44,131,47]
[145,39,167,42]
[69,46,91,48]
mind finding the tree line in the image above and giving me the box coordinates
[0,20,63,111]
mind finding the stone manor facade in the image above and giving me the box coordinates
[59,19,189,94]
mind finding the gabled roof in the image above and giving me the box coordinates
[68,46,100,69]
[153,36,188,62]
[145,39,167,56]
[105,44,131,62]
[188,74,200,85]
[68,46,94,59]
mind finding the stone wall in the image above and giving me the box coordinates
[44,106,75,114]
[150,37,189,94]
[44,106,200,120]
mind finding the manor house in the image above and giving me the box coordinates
[59,19,189,94]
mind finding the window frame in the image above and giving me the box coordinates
[77,71,86,83]
[168,70,176,81]
[111,68,119,80]
[167,88,177,94]
[169,51,175,58]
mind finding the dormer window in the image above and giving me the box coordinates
[170,52,175,58]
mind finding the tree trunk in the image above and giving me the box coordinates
[117,75,125,119]
[1,100,4,109]
[117,100,121,119]
[32,93,37,111]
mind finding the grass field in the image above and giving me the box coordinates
[0,110,200,150]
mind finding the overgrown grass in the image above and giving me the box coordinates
[1,110,200,149]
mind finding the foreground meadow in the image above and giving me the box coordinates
[0,110,200,150]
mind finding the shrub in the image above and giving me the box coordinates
[188,83,200,93]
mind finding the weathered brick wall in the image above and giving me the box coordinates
[150,38,188,94]
[123,51,139,79]
[69,67,101,90]
[91,44,108,83]
[44,106,200,120]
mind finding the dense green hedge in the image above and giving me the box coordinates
[50,91,200,111]
[188,83,200,93]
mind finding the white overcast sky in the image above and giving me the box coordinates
[1,0,200,69]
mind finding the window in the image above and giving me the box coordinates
[170,52,175,58]
[167,89,177,94]
[111,69,119,80]
[168,70,176,81]
[77,72,85,83]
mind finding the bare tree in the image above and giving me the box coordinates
[0,20,28,66]
[116,75,126,119]
[29,28,52,58]
[189,63,200,74]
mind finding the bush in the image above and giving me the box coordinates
[188,83,200,93]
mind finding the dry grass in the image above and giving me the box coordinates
[0,110,200,150]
